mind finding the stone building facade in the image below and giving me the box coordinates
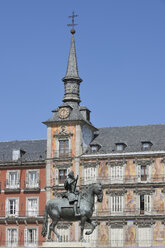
[0,140,46,247]
[0,29,165,248]
[43,30,165,247]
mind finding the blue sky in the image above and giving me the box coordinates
[0,0,165,141]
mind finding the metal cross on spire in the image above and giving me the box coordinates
[67,11,78,34]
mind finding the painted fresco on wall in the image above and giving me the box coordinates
[152,158,164,182]
[153,189,165,214]
[98,222,109,245]
[125,160,136,182]
[98,161,108,183]
[153,221,164,244]
[125,224,136,245]
[98,190,109,215]
[125,190,136,214]
[70,224,75,241]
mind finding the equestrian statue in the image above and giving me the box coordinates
[41,170,103,242]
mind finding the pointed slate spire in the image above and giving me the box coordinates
[62,30,82,104]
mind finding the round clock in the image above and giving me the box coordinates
[58,107,70,119]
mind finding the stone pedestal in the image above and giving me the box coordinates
[41,242,96,248]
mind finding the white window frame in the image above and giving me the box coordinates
[6,198,19,217]
[136,163,152,183]
[26,197,39,217]
[110,195,124,215]
[6,170,20,189]
[24,227,38,247]
[83,166,97,184]
[6,227,18,247]
[55,167,70,185]
[26,169,39,188]
[55,226,70,242]
[84,225,98,244]
[138,227,151,247]
[110,165,124,183]
[110,227,124,247]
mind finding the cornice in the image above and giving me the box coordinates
[106,159,126,166]
[133,158,154,165]
[106,188,127,195]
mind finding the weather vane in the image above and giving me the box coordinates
[67,11,78,34]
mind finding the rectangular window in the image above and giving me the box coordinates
[84,226,97,243]
[25,228,37,247]
[111,166,123,183]
[138,228,151,247]
[111,195,123,214]
[7,228,18,247]
[141,166,147,181]
[111,228,123,247]
[26,170,39,188]
[27,198,38,217]
[140,194,151,215]
[84,167,96,184]
[6,199,19,217]
[59,169,67,184]
[59,140,69,156]
[55,227,69,242]
[7,171,19,188]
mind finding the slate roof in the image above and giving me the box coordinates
[43,103,96,130]
[87,124,165,154]
[0,139,46,162]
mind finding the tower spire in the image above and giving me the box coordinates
[62,12,82,104]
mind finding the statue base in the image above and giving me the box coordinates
[41,242,96,248]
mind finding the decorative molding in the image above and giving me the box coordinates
[57,223,72,229]
[54,126,73,139]
[134,187,154,195]
[53,162,72,168]
[106,159,126,167]
[108,220,126,227]
[106,188,127,196]
[133,158,154,165]
[161,157,165,163]
[81,162,98,168]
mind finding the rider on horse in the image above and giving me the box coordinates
[64,170,80,216]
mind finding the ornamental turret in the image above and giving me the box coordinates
[62,29,82,104]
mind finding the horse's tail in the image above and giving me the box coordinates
[41,205,48,237]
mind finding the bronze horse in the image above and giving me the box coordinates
[41,183,103,242]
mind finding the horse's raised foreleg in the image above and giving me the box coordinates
[85,218,97,235]
[80,216,87,242]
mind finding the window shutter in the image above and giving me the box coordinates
[26,171,29,187]
[24,229,27,247]
[16,199,19,217]
[5,199,9,217]
[137,165,141,182]
[55,169,59,185]
[148,165,152,182]
[144,195,151,215]
[37,170,39,185]
[14,229,18,245]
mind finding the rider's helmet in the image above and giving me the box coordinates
[68,170,74,179]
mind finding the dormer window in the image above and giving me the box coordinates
[90,144,100,153]
[12,149,25,161]
[116,143,126,152]
[141,142,152,151]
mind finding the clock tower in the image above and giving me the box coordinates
[43,23,97,238]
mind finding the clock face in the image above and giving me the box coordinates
[58,107,70,119]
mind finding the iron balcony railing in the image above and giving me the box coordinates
[24,180,40,191]
[4,180,20,191]
[53,149,72,158]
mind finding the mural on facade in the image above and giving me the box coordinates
[153,189,165,214]
[152,158,164,182]
[98,222,109,245]
[125,190,136,214]
[98,190,109,215]
[70,224,75,242]
[98,161,108,183]
[125,224,136,245]
[153,221,164,244]
[125,160,136,182]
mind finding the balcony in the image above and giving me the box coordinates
[53,149,72,158]
[24,180,40,192]
[4,180,20,193]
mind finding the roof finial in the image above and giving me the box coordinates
[67,11,78,34]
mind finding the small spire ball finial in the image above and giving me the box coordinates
[67,11,78,34]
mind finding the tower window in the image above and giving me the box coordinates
[59,140,69,156]
[59,169,67,184]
